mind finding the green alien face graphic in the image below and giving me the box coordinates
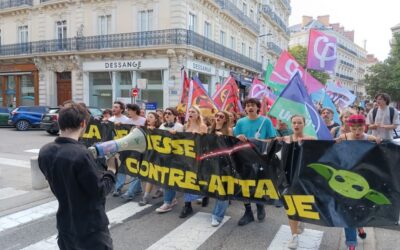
[308,163,391,205]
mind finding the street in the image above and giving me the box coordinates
[0,128,399,250]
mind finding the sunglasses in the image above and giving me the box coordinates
[215,114,225,119]
[164,111,173,115]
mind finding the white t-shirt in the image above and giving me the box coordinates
[129,116,146,126]
[159,122,184,132]
[108,115,131,124]
[367,106,399,140]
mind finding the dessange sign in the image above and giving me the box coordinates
[83,58,169,72]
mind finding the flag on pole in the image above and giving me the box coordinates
[269,73,333,140]
[186,76,219,118]
[307,29,337,73]
[212,76,242,114]
[326,82,356,110]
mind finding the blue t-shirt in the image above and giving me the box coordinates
[234,116,276,139]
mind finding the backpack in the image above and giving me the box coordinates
[372,107,395,124]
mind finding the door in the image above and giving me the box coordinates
[57,72,71,106]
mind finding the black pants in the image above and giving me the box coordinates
[58,229,113,250]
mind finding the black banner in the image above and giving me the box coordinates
[80,121,400,227]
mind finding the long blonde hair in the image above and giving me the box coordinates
[185,106,205,130]
[210,111,231,135]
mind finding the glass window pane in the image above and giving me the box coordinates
[89,72,112,109]
[20,75,35,106]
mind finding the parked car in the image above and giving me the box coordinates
[8,106,49,131]
[0,107,12,126]
[40,106,103,135]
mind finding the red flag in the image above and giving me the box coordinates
[187,77,219,118]
[212,76,242,114]
[177,70,191,115]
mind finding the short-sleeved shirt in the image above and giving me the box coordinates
[108,115,131,124]
[233,116,276,139]
[159,122,184,132]
[367,106,399,140]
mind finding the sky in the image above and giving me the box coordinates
[289,0,400,61]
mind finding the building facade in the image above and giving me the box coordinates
[0,0,290,109]
[289,15,368,99]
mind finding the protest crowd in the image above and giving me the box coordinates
[38,28,400,250]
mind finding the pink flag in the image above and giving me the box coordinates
[270,51,324,94]
[307,29,337,73]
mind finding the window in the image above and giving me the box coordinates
[242,3,247,15]
[230,36,235,50]
[250,9,254,21]
[249,46,252,58]
[220,31,225,45]
[18,25,28,43]
[242,42,246,55]
[204,21,211,39]
[139,10,153,31]
[189,13,196,32]
[98,15,111,35]
[56,20,67,49]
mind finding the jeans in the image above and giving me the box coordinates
[344,227,357,247]
[115,173,126,191]
[125,177,142,196]
[212,200,229,222]
[164,188,176,204]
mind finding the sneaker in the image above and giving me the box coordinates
[139,196,151,206]
[121,193,134,201]
[297,222,305,234]
[152,189,163,199]
[179,205,193,218]
[348,245,356,250]
[156,203,173,213]
[112,189,121,197]
[287,234,299,249]
[238,211,255,226]
[256,204,266,221]
[211,217,220,227]
[358,227,367,239]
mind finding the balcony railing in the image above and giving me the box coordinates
[267,42,282,55]
[0,29,262,72]
[215,0,260,34]
[262,5,290,36]
[0,0,32,9]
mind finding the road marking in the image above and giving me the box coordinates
[0,200,58,233]
[0,187,28,200]
[146,212,230,250]
[22,202,151,250]
[0,157,30,168]
[24,149,40,154]
[267,225,324,250]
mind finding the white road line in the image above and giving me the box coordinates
[0,187,28,200]
[267,225,324,250]
[24,149,40,154]
[22,202,151,250]
[0,157,30,168]
[0,200,58,233]
[146,212,230,250]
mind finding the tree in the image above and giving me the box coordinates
[365,33,400,101]
[289,45,330,84]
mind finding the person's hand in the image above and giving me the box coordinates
[275,136,284,142]
[369,124,378,130]
[169,129,177,134]
[375,137,382,144]
[106,154,119,174]
[237,134,247,142]
[216,131,223,136]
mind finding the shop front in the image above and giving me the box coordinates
[187,59,218,95]
[0,64,38,108]
[82,58,169,109]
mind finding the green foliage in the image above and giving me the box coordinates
[365,33,400,101]
[288,45,330,84]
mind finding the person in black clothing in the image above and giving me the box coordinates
[321,107,340,130]
[38,102,117,250]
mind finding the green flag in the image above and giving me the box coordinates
[264,63,285,95]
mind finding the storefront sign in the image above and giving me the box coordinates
[187,60,216,75]
[145,102,157,110]
[83,58,169,72]
[218,69,230,78]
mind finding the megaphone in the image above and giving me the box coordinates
[88,127,147,158]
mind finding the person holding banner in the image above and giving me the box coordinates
[209,111,233,226]
[179,106,208,218]
[38,102,117,250]
[280,114,315,249]
[330,108,355,138]
[139,112,162,206]
[156,107,185,213]
[336,114,380,250]
[321,107,340,131]
[234,98,276,226]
